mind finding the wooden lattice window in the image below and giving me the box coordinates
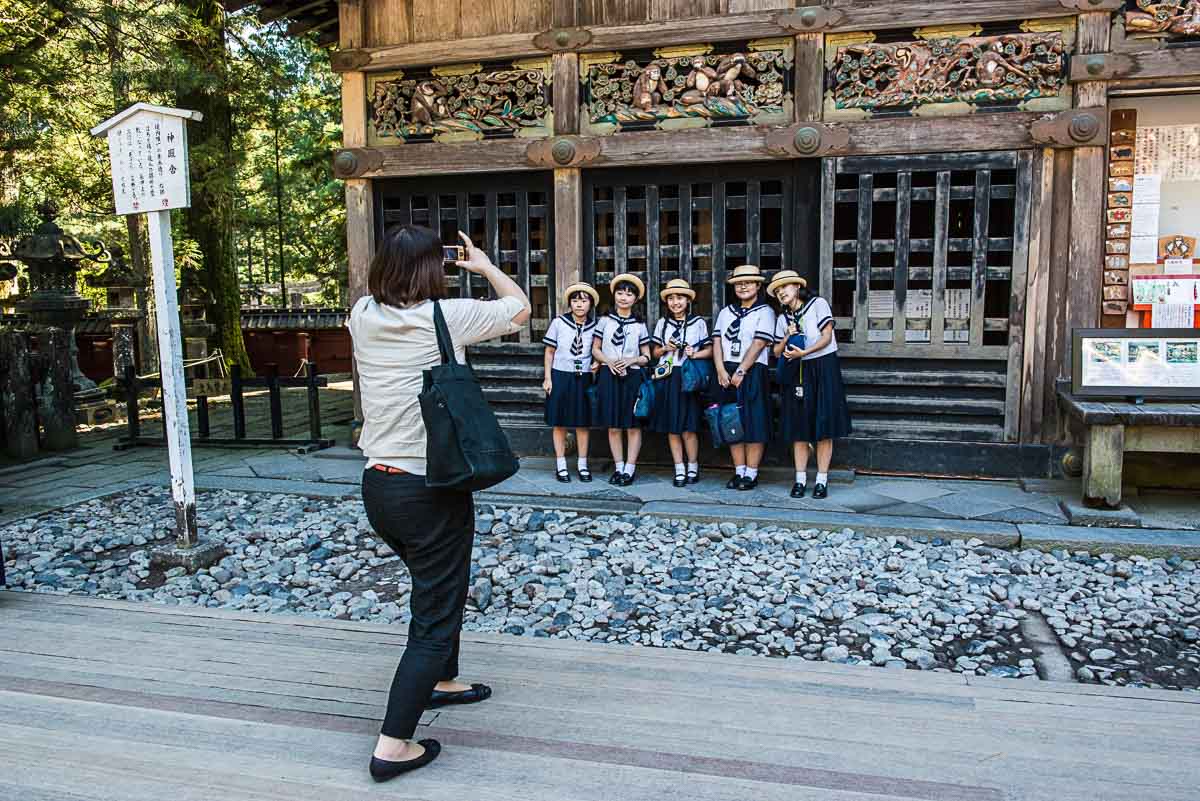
[584,164,818,328]
[820,152,1033,359]
[377,174,554,341]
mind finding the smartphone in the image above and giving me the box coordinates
[443,245,465,263]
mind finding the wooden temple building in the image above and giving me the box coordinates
[241,0,1200,478]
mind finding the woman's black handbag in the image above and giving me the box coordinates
[419,301,520,492]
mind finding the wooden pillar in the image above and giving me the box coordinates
[1063,12,1110,380]
[553,52,579,136]
[793,33,823,123]
[1020,149,1054,443]
[341,0,374,436]
[554,168,583,305]
[1082,424,1124,507]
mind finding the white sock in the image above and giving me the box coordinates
[556,456,567,472]
[796,471,807,486]
[736,465,747,477]
[615,461,626,474]
[745,467,758,480]
[816,472,828,485]
[624,462,636,476]
[577,457,588,472]
[687,462,699,475]
[674,462,685,477]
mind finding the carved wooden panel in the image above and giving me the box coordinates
[377,173,554,340]
[368,58,553,145]
[1123,0,1200,39]
[581,39,793,135]
[825,22,1073,119]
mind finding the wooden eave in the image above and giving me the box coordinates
[224,0,339,46]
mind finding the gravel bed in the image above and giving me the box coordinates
[3,487,1198,690]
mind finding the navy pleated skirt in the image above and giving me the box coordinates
[544,369,592,428]
[710,361,772,444]
[595,367,643,430]
[782,351,852,443]
[648,369,701,434]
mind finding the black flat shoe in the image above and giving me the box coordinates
[618,472,635,487]
[686,471,699,485]
[737,477,758,491]
[428,682,492,708]
[791,482,806,498]
[813,483,828,499]
[608,470,622,485]
[369,739,441,782]
[673,474,687,488]
[578,468,593,482]
[555,469,570,483]
[725,474,741,489]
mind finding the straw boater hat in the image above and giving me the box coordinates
[726,264,766,284]
[659,278,695,301]
[609,273,646,300]
[562,281,600,307]
[766,269,807,298]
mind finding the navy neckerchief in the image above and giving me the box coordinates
[663,314,699,344]
[724,302,766,343]
[788,298,817,330]
[608,313,638,349]
[562,313,593,358]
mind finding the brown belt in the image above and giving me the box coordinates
[370,464,407,474]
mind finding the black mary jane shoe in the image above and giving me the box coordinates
[791,482,806,499]
[555,469,571,483]
[617,472,636,487]
[578,468,593,483]
[812,483,828,499]
[686,471,699,485]
[737,476,758,491]
[369,739,441,782]
[608,470,622,485]
[672,474,688,488]
[428,682,493,709]
[725,474,742,490]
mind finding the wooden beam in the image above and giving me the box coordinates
[332,0,1093,73]
[287,14,336,37]
[552,52,580,136]
[553,168,583,313]
[345,111,1057,178]
[1070,48,1200,84]
[259,0,327,23]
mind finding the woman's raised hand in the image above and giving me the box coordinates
[455,231,495,275]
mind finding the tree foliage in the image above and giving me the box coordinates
[0,1,346,364]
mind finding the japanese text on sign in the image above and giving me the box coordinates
[105,112,191,216]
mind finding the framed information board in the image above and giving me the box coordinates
[1072,328,1200,399]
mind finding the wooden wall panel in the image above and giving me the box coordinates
[411,0,460,42]
[650,0,721,19]
[364,0,411,47]
[579,0,649,26]
[727,0,791,10]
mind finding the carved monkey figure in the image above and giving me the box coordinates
[714,53,756,99]
[631,62,668,111]
[974,42,1030,88]
[410,80,449,126]
[681,55,720,105]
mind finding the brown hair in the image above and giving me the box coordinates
[368,224,447,307]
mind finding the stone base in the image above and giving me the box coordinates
[76,400,118,426]
[1060,499,1142,528]
[150,539,227,572]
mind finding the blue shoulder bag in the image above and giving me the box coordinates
[633,373,656,419]
[680,358,712,394]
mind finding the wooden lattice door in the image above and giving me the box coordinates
[376,173,554,341]
[819,152,1034,442]
[584,164,819,329]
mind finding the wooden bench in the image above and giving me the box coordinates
[1058,388,1200,507]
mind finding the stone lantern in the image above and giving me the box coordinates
[11,202,108,402]
[85,244,145,382]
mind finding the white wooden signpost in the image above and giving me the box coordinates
[92,103,203,549]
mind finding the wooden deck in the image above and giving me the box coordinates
[0,592,1197,801]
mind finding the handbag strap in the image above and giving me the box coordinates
[432,300,458,366]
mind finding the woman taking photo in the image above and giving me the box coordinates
[768,269,852,499]
[349,224,530,781]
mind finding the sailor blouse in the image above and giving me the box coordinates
[713,302,777,366]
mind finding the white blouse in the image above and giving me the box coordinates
[542,314,597,373]
[774,297,837,360]
[713,302,777,366]
[651,314,711,367]
[594,313,650,369]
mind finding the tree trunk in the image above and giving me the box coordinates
[174,0,253,374]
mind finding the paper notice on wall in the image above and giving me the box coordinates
[945,288,971,320]
[1164,257,1194,274]
[1131,204,1160,239]
[1152,303,1195,329]
[904,329,931,343]
[1133,173,1162,204]
[1131,236,1159,264]
[867,329,892,342]
[904,289,932,319]
[868,290,894,318]
[1135,125,1200,181]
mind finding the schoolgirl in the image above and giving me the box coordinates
[542,282,600,483]
[768,269,852,499]
[592,274,652,486]
[649,278,712,487]
[711,264,777,490]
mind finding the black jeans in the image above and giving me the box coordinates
[361,468,475,739]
